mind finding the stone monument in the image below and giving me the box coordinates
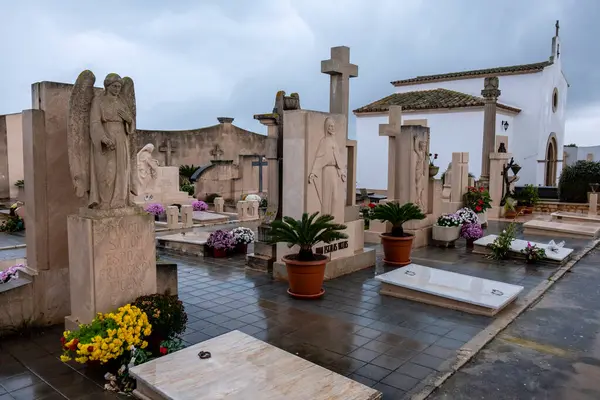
[65,70,156,330]
[479,76,501,189]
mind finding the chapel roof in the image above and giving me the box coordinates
[391,61,552,87]
[353,88,521,115]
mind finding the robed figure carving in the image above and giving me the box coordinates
[308,117,346,216]
[68,70,138,209]
[137,143,159,192]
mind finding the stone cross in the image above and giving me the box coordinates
[251,155,268,192]
[210,144,224,160]
[321,46,358,133]
[555,20,560,36]
[159,138,178,166]
[479,76,501,189]
[379,106,403,200]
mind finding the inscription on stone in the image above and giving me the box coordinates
[315,240,349,255]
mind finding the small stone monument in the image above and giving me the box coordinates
[166,206,179,229]
[181,205,193,228]
[65,70,156,329]
[214,197,225,213]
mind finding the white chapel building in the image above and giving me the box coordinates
[355,23,568,191]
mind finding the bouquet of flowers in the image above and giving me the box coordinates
[455,207,478,224]
[460,223,483,240]
[464,186,492,213]
[360,203,376,220]
[192,200,208,212]
[520,242,546,264]
[206,229,236,250]
[231,227,255,245]
[0,264,23,284]
[145,203,165,216]
[60,304,151,364]
[132,294,188,345]
[436,213,461,227]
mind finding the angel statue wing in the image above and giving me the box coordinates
[120,76,139,196]
[67,70,96,199]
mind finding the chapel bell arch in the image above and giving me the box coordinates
[545,133,558,186]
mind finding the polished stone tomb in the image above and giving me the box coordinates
[551,211,600,224]
[375,264,524,316]
[474,234,574,263]
[130,330,382,400]
[523,219,600,239]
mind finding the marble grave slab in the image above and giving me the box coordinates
[130,330,382,400]
[523,219,600,239]
[551,211,600,224]
[375,264,523,316]
[474,234,574,263]
[156,231,210,257]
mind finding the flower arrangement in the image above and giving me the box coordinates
[520,242,546,264]
[487,222,516,260]
[192,200,208,212]
[145,203,165,216]
[460,223,483,241]
[231,227,255,245]
[464,186,492,213]
[206,229,236,250]
[455,207,478,224]
[360,202,376,220]
[132,294,187,350]
[436,213,461,227]
[60,304,151,364]
[429,153,438,167]
[0,264,23,284]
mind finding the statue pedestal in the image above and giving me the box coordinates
[65,207,156,330]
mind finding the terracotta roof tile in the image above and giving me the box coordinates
[353,88,521,114]
[391,61,551,86]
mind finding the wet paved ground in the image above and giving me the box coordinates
[430,248,600,400]
[0,221,594,399]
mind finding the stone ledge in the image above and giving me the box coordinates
[0,277,32,294]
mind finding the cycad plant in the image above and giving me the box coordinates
[269,212,348,261]
[179,165,198,185]
[372,202,426,237]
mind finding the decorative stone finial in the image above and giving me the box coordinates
[481,76,501,100]
[217,117,234,124]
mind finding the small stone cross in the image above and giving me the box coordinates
[555,20,560,37]
[159,138,178,166]
[379,106,403,137]
[321,46,358,132]
[210,144,224,160]
[379,106,403,200]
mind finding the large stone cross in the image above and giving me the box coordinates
[379,106,403,200]
[251,155,268,192]
[159,138,178,166]
[210,144,224,160]
[321,46,358,132]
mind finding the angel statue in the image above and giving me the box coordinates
[68,70,138,209]
[137,143,160,192]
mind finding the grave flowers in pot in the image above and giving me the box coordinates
[460,222,483,248]
[231,227,255,254]
[433,213,462,244]
[373,202,426,266]
[206,229,235,257]
[192,200,208,212]
[269,212,347,299]
[464,186,492,226]
[145,203,165,222]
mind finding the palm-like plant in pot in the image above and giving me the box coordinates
[269,212,347,299]
[373,202,426,266]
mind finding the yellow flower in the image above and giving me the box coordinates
[60,355,71,362]
[63,330,71,339]
[140,341,148,349]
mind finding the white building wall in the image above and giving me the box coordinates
[356,109,515,191]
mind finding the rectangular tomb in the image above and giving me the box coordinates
[156,231,210,257]
[523,219,600,239]
[130,330,381,400]
[375,264,523,317]
[551,211,600,224]
[473,235,574,263]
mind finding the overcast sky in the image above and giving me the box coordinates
[1,0,598,145]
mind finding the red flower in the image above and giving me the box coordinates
[368,203,376,209]
[479,187,484,192]
[69,339,79,351]
[475,206,482,212]
[87,346,94,352]
[478,199,484,205]
[434,153,438,159]
[159,347,168,355]
[60,337,66,345]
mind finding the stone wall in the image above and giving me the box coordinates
[534,201,590,214]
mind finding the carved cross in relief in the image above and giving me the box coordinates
[210,144,224,160]
[159,138,178,166]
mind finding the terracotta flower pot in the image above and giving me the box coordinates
[283,254,327,299]
[380,234,415,266]
[524,206,534,214]
[504,210,517,219]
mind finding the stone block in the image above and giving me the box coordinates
[214,197,224,213]
[66,211,156,327]
[156,263,178,296]
[181,205,193,228]
[166,206,179,229]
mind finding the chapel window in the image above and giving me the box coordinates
[552,88,559,113]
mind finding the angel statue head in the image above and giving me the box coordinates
[324,116,336,136]
[67,70,138,210]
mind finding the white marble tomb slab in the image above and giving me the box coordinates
[474,234,574,262]
[192,211,229,224]
[130,330,381,400]
[551,211,600,224]
[157,231,210,245]
[523,219,600,239]
[375,264,523,316]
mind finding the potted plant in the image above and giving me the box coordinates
[520,242,546,264]
[269,212,347,298]
[206,229,235,257]
[521,184,539,214]
[359,202,376,229]
[231,227,255,254]
[429,153,439,177]
[372,202,426,266]
[503,197,518,219]
[145,203,165,221]
[460,223,484,248]
[464,186,492,226]
[192,200,208,212]
[433,213,462,244]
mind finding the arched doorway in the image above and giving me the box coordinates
[545,134,558,186]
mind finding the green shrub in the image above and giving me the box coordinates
[180,184,195,196]
[558,161,600,203]
[132,294,188,342]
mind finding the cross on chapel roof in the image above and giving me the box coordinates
[555,20,560,37]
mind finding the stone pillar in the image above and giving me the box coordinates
[489,152,512,218]
[479,77,501,189]
[0,115,9,199]
[346,140,357,206]
[166,206,179,229]
[451,153,469,203]
[379,106,403,200]
[249,200,259,219]
[589,193,598,216]
[181,205,193,228]
[237,200,248,221]
[214,197,224,213]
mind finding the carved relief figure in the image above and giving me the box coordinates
[137,144,159,192]
[308,117,346,215]
[414,135,428,210]
[68,70,138,209]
